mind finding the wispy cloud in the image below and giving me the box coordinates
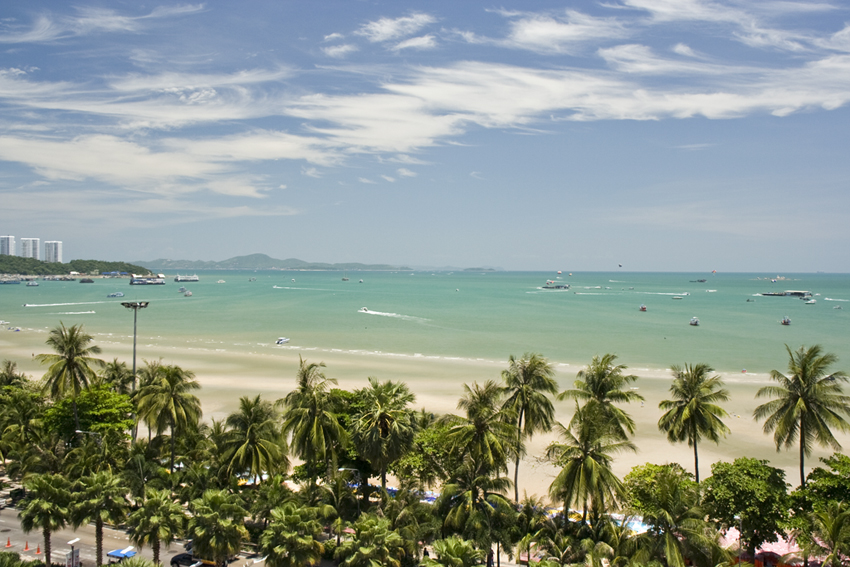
[496,10,629,54]
[393,35,437,51]
[355,13,436,43]
[323,44,358,58]
[397,168,417,177]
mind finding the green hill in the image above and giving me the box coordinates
[0,256,151,276]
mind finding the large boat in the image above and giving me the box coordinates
[174,274,200,282]
[689,317,700,326]
[542,280,570,290]
[130,274,165,285]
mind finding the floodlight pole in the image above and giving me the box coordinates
[122,301,149,443]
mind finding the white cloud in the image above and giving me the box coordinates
[358,177,376,183]
[598,44,742,74]
[355,13,436,43]
[397,168,416,177]
[672,43,698,57]
[393,35,437,51]
[324,32,344,41]
[498,10,629,54]
[323,44,358,58]
[381,175,396,182]
[302,166,321,178]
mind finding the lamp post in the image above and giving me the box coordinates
[121,301,149,392]
[734,514,743,563]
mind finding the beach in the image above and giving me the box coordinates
[2,322,844,497]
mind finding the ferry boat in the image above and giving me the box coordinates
[130,274,165,285]
[174,274,200,282]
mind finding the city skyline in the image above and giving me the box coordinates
[0,234,62,263]
[1,1,850,271]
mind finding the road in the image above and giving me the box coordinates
[0,506,185,566]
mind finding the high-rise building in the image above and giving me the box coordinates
[0,235,14,256]
[45,241,63,263]
[21,238,40,260]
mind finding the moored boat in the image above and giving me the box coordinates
[639,304,647,312]
[781,316,791,325]
[689,317,700,326]
[107,292,125,298]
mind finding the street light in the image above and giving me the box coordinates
[121,301,149,392]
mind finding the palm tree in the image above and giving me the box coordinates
[18,473,73,567]
[188,490,249,567]
[423,536,484,567]
[354,377,417,494]
[98,358,134,395]
[35,323,104,431]
[0,359,27,387]
[128,489,186,565]
[501,353,558,503]
[136,364,202,472]
[754,344,850,487]
[278,357,346,481]
[447,380,516,475]
[71,471,129,566]
[558,354,643,440]
[547,404,636,524]
[658,363,730,483]
[225,395,287,483]
[800,501,850,567]
[259,503,325,567]
[334,514,407,567]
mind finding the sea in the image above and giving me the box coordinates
[2,270,849,377]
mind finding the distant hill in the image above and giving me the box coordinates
[0,256,151,276]
[139,254,411,272]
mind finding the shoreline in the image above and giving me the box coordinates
[2,326,846,496]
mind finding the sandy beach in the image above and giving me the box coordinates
[3,327,846,498]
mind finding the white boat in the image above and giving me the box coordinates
[359,279,363,283]
[184,291,193,297]
[26,281,39,287]
[689,317,700,326]
[639,304,647,312]
[275,337,290,345]
[805,299,816,304]
[174,274,199,282]
[107,292,125,298]
[178,286,187,293]
[217,280,226,284]
[360,307,369,312]
[672,296,684,300]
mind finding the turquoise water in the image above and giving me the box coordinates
[2,271,849,374]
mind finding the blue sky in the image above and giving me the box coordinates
[1,1,849,271]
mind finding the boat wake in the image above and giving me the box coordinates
[825,298,849,302]
[636,292,691,296]
[273,285,347,292]
[24,301,109,307]
[358,309,429,323]
[50,311,96,315]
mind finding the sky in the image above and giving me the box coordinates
[1,1,849,271]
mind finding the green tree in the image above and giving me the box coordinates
[624,463,723,567]
[97,358,134,395]
[501,353,558,503]
[392,415,459,491]
[188,490,248,567]
[44,384,134,442]
[657,363,730,483]
[225,395,287,483]
[558,354,643,440]
[422,536,484,567]
[35,323,104,432]
[18,473,72,567]
[334,514,407,567]
[259,503,324,567]
[701,457,789,557]
[279,357,346,483]
[547,404,635,523]
[353,377,417,495]
[71,471,129,566]
[754,344,850,487]
[136,364,202,473]
[127,489,187,565]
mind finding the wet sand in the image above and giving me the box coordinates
[3,328,845,497]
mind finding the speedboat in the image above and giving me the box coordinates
[689,317,700,326]
[275,337,290,345]
[217,280,226,284]
[184,291,192,297]
[178,286,187,293]
[107,292,125,298]
[360,307,369,312]
[835,305,843,310]
[639,304,647,312]
[26,281,38,287]
[805,299,816,304]
[781,316,791,325]
[672,296,684,300]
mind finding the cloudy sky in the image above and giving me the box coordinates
[1,1,849,271]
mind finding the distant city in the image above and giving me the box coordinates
[0,235,63,263]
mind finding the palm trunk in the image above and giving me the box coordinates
[73,399,80,433]
[44,527,52,567]
[514,408,524,504]
[170,424,176,473]
[693,437,700,485]
[800,427,806,488]
[153,536,160,565]
[96,518,103,566]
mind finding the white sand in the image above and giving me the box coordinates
[3,328,846,499]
